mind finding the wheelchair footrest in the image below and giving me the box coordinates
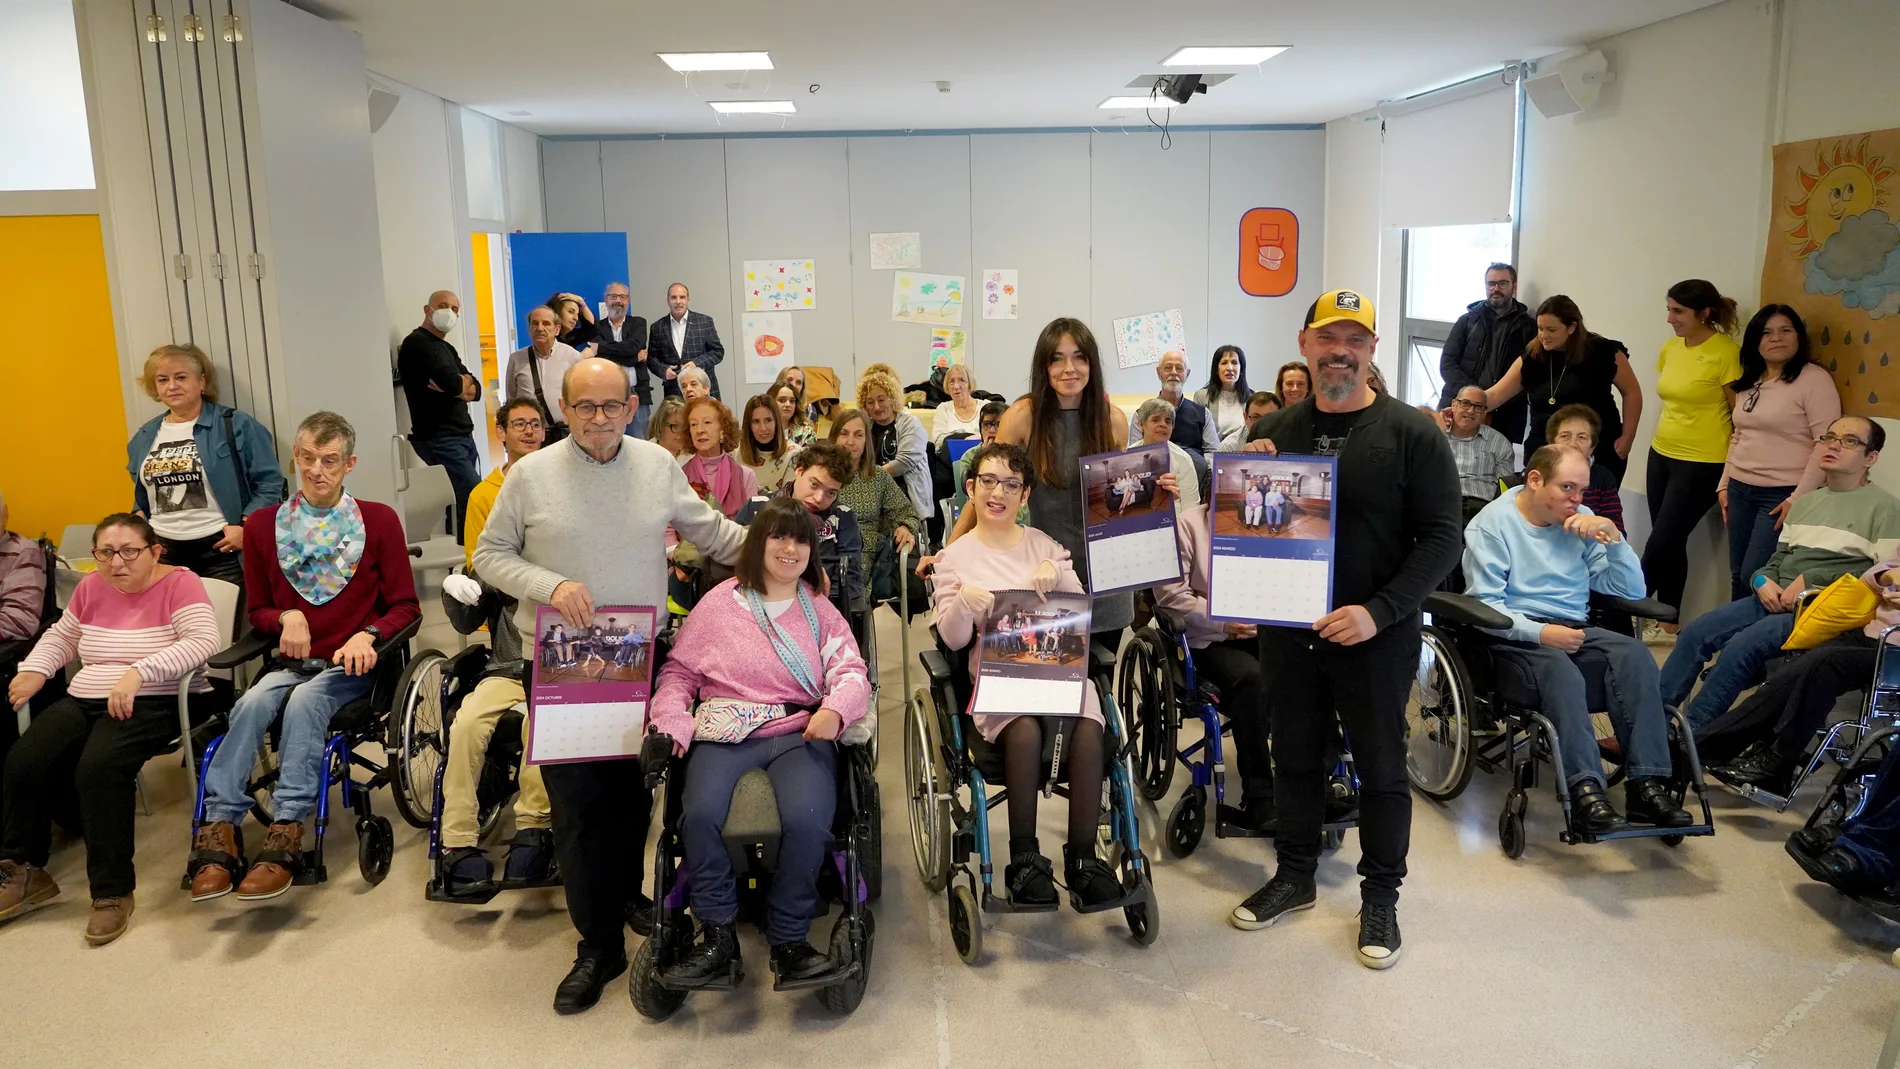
[1710,778,1797,812]
[495,875,564,891]
[658,961,744,992]
[981,889,1059,915]
[1068,885,1145,915]
[1560,823,1716,846]
[771,958,860,992]
[425,879,502,905]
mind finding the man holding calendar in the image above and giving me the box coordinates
[475,357,746,1016]
[1229,290,1461,971]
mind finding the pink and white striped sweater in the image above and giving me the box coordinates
[21,568,219,698]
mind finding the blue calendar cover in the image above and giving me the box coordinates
[528,605,657,764]
[1207,453,1338,627]
[1078,442,1183,595]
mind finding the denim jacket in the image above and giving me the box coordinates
[126,401,285,524]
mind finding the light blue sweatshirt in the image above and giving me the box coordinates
[1462,486,1645,644]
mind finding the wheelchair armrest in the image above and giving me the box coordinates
[920,648,956,686]
[641,730,676,789]
[207,630,274,671]
[1590,593,1677,623]
[1089,642,1117,674]
[1422,591,1512,631]
[373,617,423,657]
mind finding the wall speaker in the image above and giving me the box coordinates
[1526,50,1613,118]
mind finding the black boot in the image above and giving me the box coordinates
[770,939,831,981]
[1004,838,1056,908]
[1713,744,1799,795]
[1063,843,1122,910]
[1568,778,1625,834]
[1788,843,1876,894]
[1788,825,1841,859]
[1624,778,1693,828]
[663,921,741,988]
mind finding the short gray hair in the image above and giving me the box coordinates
[1134,397,1175,428]
[679,366,711,391]
[296,410,357,456]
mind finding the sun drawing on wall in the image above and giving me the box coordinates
[1761,128,1900,417]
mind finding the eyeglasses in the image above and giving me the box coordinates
[506,418,545,432]
[1743,384,1762,413]
[1451,399,1487,411]
[1818,432,1871,450]
[92,546,152,563]
[973,473,1026,495]
[568,401,628,420]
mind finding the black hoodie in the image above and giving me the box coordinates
[1438,297,1538,442]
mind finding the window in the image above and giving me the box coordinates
[1398,222,1512,407]
[0,0,95,191]
[461,109,504,222]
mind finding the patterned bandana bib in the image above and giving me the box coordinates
[275,492,366,605]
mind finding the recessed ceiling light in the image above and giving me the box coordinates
[658,51,773,72]
[507,110,532,116]
[1161,46,1289,66]
[710,100,796,114]
[1099,95,1180,109]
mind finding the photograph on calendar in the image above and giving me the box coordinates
[1079,442,1182,594]
[534,606,657,687]
[1207,453,1338,627]
[528,605,659,765]
[974,590,1091,717]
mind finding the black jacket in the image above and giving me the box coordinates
[1245,394,1463,635]
[647,311,726,400]
[594,314,651,403]
[1438,299,1537,442]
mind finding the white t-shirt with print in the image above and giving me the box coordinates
[141,420,227,540]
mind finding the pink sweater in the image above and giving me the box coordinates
[650,578,869,752]
[22,568,218,698]
[1151,504,1225,650]
[1723,363,1840,494]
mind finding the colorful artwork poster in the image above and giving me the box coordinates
[744,259,816,311]
[1760,128,1900,417]
[928,328,967,369]
[1112,308,1187,370]
[869,231,922,270]
[742,312,794,384]
[1237,208,1299,297]
[892,271,965,326]
[981,268,1018,320]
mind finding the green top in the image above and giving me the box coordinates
[835,466,920,575]
[1760,482,1900,588]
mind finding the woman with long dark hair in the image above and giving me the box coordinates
[1195,345,1253,442]
[738,393,794,493]
[1483,295,1643,477]
[1721,304,1841,600]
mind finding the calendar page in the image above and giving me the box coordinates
[1208,453,1337,627]
[528,605,657,764]
[972,590,1090,717]
[1078,442,1182,595]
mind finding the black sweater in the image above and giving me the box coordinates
[1244,393,1463,634]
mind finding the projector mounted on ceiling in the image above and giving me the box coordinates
[1156,73,1208,105]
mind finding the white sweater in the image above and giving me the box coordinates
[474,435,748,637]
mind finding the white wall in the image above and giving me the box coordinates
[368,76,463,360]
[541,129,1326,403]
[502,122,544,235]
[1322,113,1401,381]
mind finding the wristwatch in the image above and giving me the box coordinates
[363,624,384,643]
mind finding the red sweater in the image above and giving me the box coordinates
[241,499,420,659]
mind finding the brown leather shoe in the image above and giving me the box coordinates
[236,822,303,901]
[0,860,60,922]
[85,893,134,946]
[189,822,242,902]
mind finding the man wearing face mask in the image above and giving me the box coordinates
[399,290,484,542]
[592,282,652,439]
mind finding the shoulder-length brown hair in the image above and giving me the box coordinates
[683,396,739,453]
[826,407,879,479]
[1527,295,1591,366]
[738,393,786,465]
[735,497,826,595]
[1027,317,1117,488]
[770,370,812,431]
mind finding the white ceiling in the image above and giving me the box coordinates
[300,0,1725,136]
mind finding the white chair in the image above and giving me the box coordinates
[402,463,466,584]
[171,576,245,807]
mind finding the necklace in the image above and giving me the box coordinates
[1546,354,1570,407]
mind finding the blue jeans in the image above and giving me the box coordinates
[410,434,482,545]
[1493,629,1673,788]
[203,666,373,824]
[630,402,651,442]
[1837,739,1900,884]
[1725,480,1795,602]
[1658,596,1796,728]
[680,732,836,945]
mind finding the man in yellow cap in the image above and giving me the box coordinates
[1229,289,1462,971]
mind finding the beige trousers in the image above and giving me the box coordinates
[438,675,549,849]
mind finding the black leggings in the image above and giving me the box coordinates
[1642,451,1724,614]
[1001,716,1105,851]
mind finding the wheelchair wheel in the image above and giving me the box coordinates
[248,744,281,827]
[1498,791,1527,859]
[629,937,686,1021]
[390,650,450,830]
[1322,828,1345,852]
[947,884,981,964]
[817,910,875,1014]
[1405,628,1474,801]
[1164,786,1206,858]
[1116,631,1177,802]
[905,690,952,892]
[1121,858,1159,946]
[357,815,393,885]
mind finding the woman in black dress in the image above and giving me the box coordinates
[1483,295,1644,478]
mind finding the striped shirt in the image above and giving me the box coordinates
[20,568,218,698]
[1761,482,1900,589]
[1445,424,1516,501]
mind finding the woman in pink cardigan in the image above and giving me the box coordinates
[649,498,868,988]
[931,442,1122,912]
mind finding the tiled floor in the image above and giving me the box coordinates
[7,608,1899,1067]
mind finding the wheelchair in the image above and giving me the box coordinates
[180,617,427,889]
[1115,598,1359,857]
[627,717,881,1019]
[1788,722,1900,924]
[905,618,1158,963]
[1405,591,1715,858]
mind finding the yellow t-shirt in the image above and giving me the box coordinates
[462,466,507,567]
[1651,333,1743,463]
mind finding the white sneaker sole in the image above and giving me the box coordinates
[1228,895,1315,931]
[1358,944,1402,969]
[235,882,292,902]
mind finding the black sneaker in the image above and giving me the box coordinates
[1063,844,1122,910]
[1357,903,1402,970]
[1004,850,1057,908]
[441,847,493,896]
[662,921,741,988]
[503,828,555,882]
[770,939,831,981]
[1229,875,1316,931]
[1624,778,1693,828]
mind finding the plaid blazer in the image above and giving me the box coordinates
[646,311,726,399]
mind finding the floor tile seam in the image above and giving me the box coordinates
[1724,955,1863,1069]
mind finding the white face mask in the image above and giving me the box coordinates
[431,308,458,333]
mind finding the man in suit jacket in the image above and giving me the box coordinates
[647,282,725,400]
[594,281,651,438]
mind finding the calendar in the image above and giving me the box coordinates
[527,605,658,764]
[1207,453,1337,627]
[973,590,1091,717]
[1078,443,1183,595]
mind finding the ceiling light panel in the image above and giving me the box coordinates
[658,51,773,72]
[1161,46,1288,66]
[1099,95,1180,109]
[710,99,796,114]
